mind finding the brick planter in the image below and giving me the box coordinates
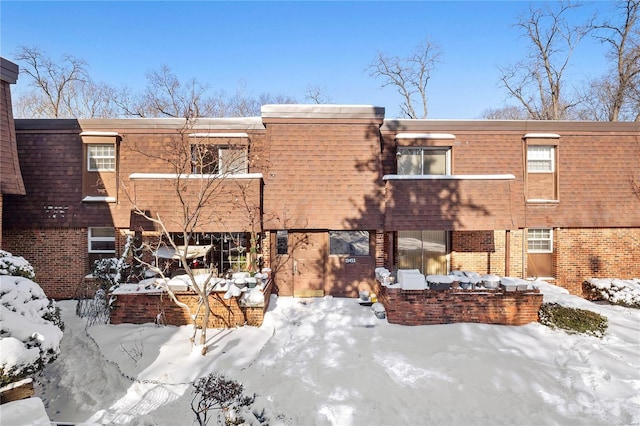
[375,281,542,326]
[109,285,271,328]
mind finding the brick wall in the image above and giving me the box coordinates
[110,286,272,328]
[451,230,525,277]
[376,281,542,326]
[555,228,640,295]
[2,227,88,299]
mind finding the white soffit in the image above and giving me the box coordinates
[395,133,456,140]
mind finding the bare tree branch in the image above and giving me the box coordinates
[368,37,442,119]
[498,2,588,120]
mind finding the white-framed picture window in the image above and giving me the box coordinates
[87,144,116,171]
[527,228,553,253]
[397,147,450,175]
[191,145,247,174]
[88,227,116,253]
[527,146,554,173]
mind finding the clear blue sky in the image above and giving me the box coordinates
[1,1,610,118]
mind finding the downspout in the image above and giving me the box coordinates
[505,230,510,276]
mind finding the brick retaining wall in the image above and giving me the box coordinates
[375,281,542,326]
[109,286,271,328]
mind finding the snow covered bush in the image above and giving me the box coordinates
[0,251,64,387]
[583,278,640,308]
[538,302,608,338]
[0,250,35,279]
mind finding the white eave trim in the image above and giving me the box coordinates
[523,133,560,139]
[395,133,456,140]
[129,173,263,180]
[79,131,120,137]
[383,174,515,181]
[188,132,249,138]
[82,196,117,203]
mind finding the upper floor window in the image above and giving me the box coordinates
[397,147,450,175]
[191,145,247,175]
[88,227,116,253]
[527,146,554,173]
[88,144,116,171]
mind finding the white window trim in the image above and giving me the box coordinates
[396,147,451,175]
[190,144,248,175]
[87,144,116,172]
[527,145,555,173]
[527,228,553,253]
[88,227,116,254]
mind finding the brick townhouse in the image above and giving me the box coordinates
[1,57,639,301]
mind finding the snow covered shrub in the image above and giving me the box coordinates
[539,303,608,338]
[583,279,640,308]
[191,373,256,425]
[0,250,35,280]
[0,274,64,387]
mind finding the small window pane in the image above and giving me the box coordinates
[276,230,288,255]
[397,149,422,175]
[88,144,115,171]
[192,144,219,174]
[89,227,115,253]
[423,149,448,175]
[527,146,554,172]
[330,231,369,256]
[527,228,552,252]
[220,147,247,174]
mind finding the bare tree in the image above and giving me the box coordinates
[498,2,589,120]
[123,121,260,354]
[14,46,86,118]
[368,37,442,119]
[304,85,333,104]
[581,0,640,121]
[480,105,530,120]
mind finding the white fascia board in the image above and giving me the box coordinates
[523,133,560,139]
[188,133,249,138]
[129,173,263,180]
[79,131,120,137]
[382,174,515,181]
[82,196,117,202]
[395,133,456,140]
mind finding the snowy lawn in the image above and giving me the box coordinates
[5,281,640,425]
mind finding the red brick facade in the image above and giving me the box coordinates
[109,290,269,328]
[2,227,88,299]
[1,105,639,309]
[376,281,543,326]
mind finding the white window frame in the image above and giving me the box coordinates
[397,147,451,175]
[527,146,555,173]
[87,144,116,172]
[527,228,553,253]
[191,144,248,175]
[88,227,116,253]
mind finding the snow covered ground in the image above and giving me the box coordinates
[2,281,640,426]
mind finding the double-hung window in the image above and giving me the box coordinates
[527,146,554,173]
[524,134,559,202]
[88,144,116,171]
[397,147,450,175]
[88,227,116,253]
[527,228,553,253]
